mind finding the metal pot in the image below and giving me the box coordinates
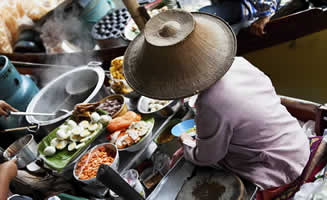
[137,96,181,118]
[3,134,38,168]
[25,63,108,133]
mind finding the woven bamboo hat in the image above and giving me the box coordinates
[123,10,236,100]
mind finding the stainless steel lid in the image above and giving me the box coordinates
[26,66,105,126]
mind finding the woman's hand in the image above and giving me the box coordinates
[0,159,17,181]
[179,132,196,148]
[0,100,18,117]
[249,16,271,36]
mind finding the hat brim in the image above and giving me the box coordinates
[124,12,236,100]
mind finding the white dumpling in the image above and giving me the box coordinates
[68,142,77,151]
[80,130,91,137]
[79,120,90,129]
[67,120,77,128]
[72,127,83,135]
[59,125,69,131]
[56,140,68,150]
[91,112,101,122]
[44,146,56,156]
[99,115,112,124]
[50,138,59,147]
[56,129,68,140]
[88,123,98,131]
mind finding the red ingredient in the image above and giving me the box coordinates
[106,111,141,133]
[75,146,115,180]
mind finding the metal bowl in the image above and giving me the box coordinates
[26,66,107,127]
[3,134,38,168]
[73,143,119,185]
[137,96,181,118]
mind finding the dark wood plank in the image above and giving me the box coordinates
[4,46,127,67]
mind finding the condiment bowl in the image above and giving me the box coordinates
[73,143,119,184]
[137,96,181,118]
[98,94,128,118]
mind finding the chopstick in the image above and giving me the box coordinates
[0,125,38,134]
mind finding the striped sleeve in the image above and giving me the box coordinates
[243,0,278,19]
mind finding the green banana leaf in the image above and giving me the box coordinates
[38,120,107,172]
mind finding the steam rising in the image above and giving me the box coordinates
[37,2,98,87]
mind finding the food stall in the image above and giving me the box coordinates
[2,1,327,200]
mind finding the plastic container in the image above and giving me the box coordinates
[171,119,196,137]
[81,0,113,23]
[0,56,39,130]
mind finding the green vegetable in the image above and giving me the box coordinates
[96,108,108,115]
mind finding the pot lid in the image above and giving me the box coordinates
[26,66,105,126]
[123,10,236,100]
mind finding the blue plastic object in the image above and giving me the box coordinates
[0,55,39,129]
[171,119,196,137]
[81,0,113,23]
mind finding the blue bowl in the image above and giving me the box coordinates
[171,119,196,137]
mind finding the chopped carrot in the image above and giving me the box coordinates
[75,148,115,180]
[106,111,141,133]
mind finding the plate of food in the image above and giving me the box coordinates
[38,103,112,171]
[171,119,196,137]
[106,111,155,152]
[137,96,180,118]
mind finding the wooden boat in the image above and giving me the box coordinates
[237,2,327,103]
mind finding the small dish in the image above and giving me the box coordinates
[98,94,128,118]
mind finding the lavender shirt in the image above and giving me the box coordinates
[183,57,310,189]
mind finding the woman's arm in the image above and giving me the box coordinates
[182,96,233,166]
[0,159,17,200]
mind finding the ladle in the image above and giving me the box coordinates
[9,109,70,117]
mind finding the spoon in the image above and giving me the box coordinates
[9,109,70,117]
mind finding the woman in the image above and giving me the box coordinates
[122,10,310,199]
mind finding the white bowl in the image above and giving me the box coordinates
[73,143,119,184]
[137,96,180,118]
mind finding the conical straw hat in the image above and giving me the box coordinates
[123,10,236,100]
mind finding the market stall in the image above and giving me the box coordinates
[2,1,327,200]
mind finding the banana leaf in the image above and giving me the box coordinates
[38,120,107,172]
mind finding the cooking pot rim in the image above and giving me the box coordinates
[25,66,105,126]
